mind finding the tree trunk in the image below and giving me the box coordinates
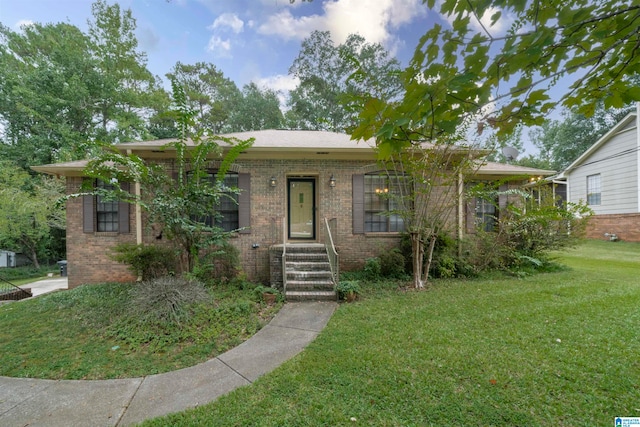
[421,234,437,287]
[20,237,40,269]
[411,231,425,289]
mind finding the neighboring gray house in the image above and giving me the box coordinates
[558,106,640,241]
[0,250,16,268]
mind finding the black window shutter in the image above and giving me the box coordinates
[83,179,95,233]
[238,173,251,234]
[352,174,364,234]
[118,182,130,234]
[83,195,95,233]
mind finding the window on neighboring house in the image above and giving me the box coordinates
[96,180,119,232]
[587,174,601,205]
[475,196,497,232]
[363,174,405,232]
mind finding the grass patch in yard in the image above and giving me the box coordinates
[142,239,640,426]
[0,282,281,379]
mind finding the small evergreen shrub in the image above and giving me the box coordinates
[363,257,382,280]
[379,248,408,279]
[111,243,178,280]
[194,242,241,285]
[335,280,361,301]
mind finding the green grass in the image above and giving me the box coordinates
[142,239,640,426]
[0,283,281,379]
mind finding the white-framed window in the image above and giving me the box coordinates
[587,174,601,205]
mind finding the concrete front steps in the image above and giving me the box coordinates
[284,244,336,301]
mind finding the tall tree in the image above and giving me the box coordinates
[88,0,160,143]
[0,22,99,167]
[0,1,167,167]
[227,83,284,131]
[287,31,402,132]
[167,62,241,134]
[0,162,65,268]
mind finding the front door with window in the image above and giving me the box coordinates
[288,178,315,240]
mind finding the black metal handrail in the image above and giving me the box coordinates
[0,275,32,301]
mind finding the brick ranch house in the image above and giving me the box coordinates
[33,130,554,299]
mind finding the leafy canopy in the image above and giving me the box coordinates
[354,0,640,152]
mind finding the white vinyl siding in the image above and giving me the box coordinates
[567,126,638,214]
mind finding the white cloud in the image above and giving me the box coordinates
[470,6,512,35]
[207,36,232,57]
[205,13,245,57]
[323,0,425,45]
[255,74,300,92]
[258,9,324,41]
[209,13,244,34]
[258,0,426,47]
[253,74,301,111]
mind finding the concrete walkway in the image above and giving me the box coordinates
[0,301,337,427]
[23,276,69,296]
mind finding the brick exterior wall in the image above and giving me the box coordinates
[585,213,640,242]
[229,159,403,282]
[65,159,473,287]
[66,177,138,288]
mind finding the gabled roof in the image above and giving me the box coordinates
[558,112,638,178]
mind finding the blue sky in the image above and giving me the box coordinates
[0,0,436,94]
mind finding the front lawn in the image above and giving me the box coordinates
[0,282,281,379]
[142,239,640,426]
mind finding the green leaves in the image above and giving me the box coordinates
[386,0,640,140]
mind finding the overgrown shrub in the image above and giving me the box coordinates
[130,275,209,323]
[363,257,382,280]
[379,248,408,279]
[400,232,473,279]
[460,188,591,274]
[110,243,178,280]
[189,242,241,286]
